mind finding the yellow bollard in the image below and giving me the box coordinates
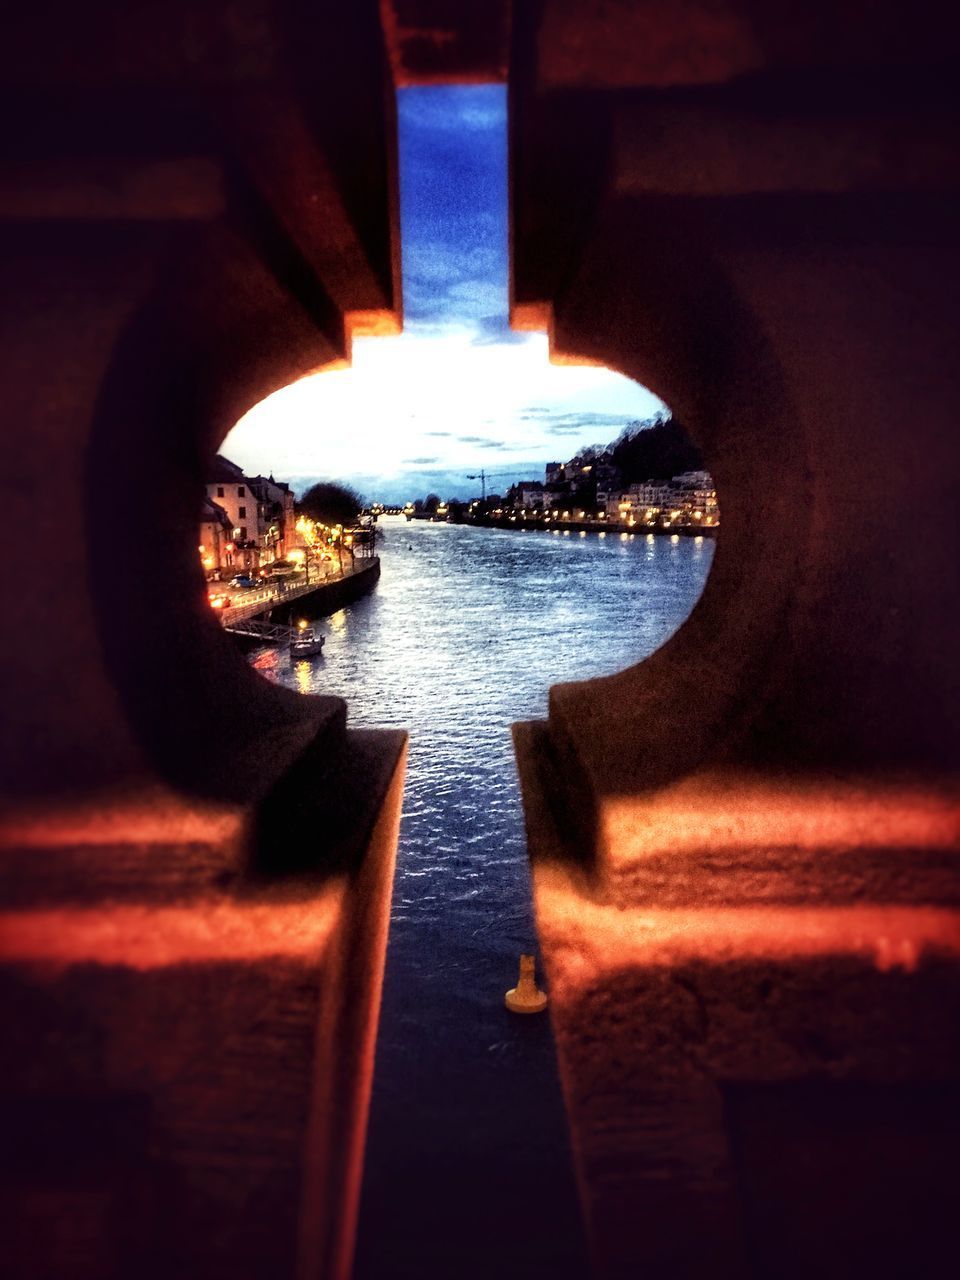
[505,953,548,1014]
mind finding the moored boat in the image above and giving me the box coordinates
[289,620,324,658]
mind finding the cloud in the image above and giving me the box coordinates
[454,436,510,448]
[403,245,507,326]
[223,85,668,496]
[510,408,641,441]
[398,85,508,329]
[398,86,506,134]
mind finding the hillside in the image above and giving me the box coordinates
[610,418,703,483]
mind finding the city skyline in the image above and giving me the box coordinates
[221,84,664,503]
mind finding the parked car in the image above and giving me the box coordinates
[208,593,232,609]
[229,574,260,590]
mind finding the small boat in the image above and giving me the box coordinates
[290,621,325,658]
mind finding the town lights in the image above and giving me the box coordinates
[297,619,308,631]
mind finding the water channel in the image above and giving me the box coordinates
[248,516,713,1277]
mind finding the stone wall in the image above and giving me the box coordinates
[1,4,405,1276]
[510,3,960,1275]
[2,2,959,1276]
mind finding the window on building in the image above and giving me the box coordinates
[216,486,224,497]
[240,527,247,541]
[238,506,246,517]
[238,486,245,497]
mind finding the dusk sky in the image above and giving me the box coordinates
[223,85,665,502]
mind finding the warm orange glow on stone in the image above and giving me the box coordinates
[545,896,957,972]
[0,897,344,970]
[0,788,246,848]
[509,300,551,331]
[599,774,960,869]
[346,308,404,340]
[535,871,960,979]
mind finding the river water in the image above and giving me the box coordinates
[248,516,713,1277]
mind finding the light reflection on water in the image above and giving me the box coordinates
[251,516,712,970]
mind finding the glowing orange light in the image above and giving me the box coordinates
[599,776,960,869]
[535,876,960,978]
[0,899,342,970]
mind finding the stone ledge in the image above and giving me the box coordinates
[0,728,406,1280]
[513,720,960,1278]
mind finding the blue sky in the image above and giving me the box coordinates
[224,85,664,502]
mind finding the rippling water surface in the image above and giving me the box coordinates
[249,516,713,1276]
[252,518,711,953]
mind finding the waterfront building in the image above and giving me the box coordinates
[608,481,668,523]
[206,457,299,569]
[206,455,259,565]
[629,480,675,507]
[607,472,719,528]
[518,481,545,508]
[198,496,234,577]
[671,470,719,526]
[249,473,297,561]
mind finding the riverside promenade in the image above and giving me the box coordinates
[219,556,380,630]
[465,512,718,536]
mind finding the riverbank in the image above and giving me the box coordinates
[476,513,717,535]
[409,514,716,535]
[220,556,380,633]
[408,512,717,536]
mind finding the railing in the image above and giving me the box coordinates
[222,618,295,643]
[215,556,377,629]
[217,572,335,627]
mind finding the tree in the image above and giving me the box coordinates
[423,493,440,514]
[297,481,364,527]
[611,417,702,484]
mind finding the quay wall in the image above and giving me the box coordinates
[457,515,717,537]
[266,557,381,623]
[219,560,380,648]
